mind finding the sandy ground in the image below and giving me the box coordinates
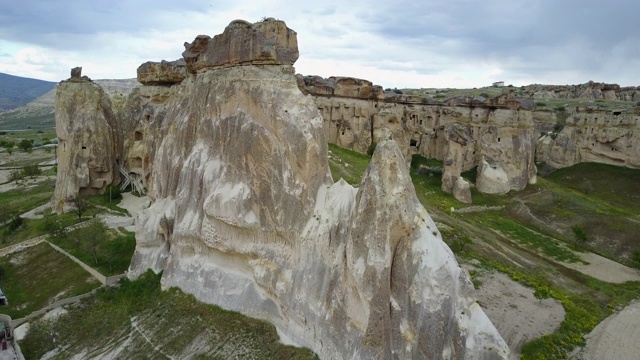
[117,193,149,218]
[473,271,565,359]
[13,323,28,342]
[563,252,640,283]
[571,300,640,360]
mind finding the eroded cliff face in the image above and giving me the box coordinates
[127,19,509,360]
[52,72,119,212]
[298,76,538,201]
[537,108,640,169]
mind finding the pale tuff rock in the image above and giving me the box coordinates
[124,19,508,360]
[300,75,538,200]
[453,177,472,204]
[536,107,640,169]
[476,157,510,195]
[51,75,118,212]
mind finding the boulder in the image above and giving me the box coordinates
[453,176,472,203]
[476,157,510,195]
[137,59,187,85]
[182,18,298,73]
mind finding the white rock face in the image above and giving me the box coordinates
[129,63,509,359]
[476,157,511,195]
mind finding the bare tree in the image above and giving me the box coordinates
[67,195,90,222]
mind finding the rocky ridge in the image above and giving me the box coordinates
[53,18,509,359]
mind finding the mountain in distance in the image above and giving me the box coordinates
[0,72,57,112]
[0,77,139,131]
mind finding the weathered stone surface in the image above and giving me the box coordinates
[52,76,118,212]
[476,157,510,195]
[56,19,510,359]
[127,64,508,359]
[182,18,298,73]
[523,81,640,101]
[453,177,472,204]
[536,108,640,169]
[137,59,187,85]
[297,75,384,100]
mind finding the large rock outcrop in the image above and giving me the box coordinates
[125,19,508,360]
[182,18,298,74]
[537,107,640,169]
[52,68,119,212]
[302,77,538,201]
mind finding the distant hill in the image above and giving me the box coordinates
[0,78,139,131]
[0,72,57,112]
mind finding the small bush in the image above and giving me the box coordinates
[8,216,23,232]
[103,184,122,203]
[22,164,42,178]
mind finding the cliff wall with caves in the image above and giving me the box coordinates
[297,75,538,202]
[297,75,640,202]
[53,19,509,359]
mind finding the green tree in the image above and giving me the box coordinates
[572,224,588,249]
[18,139,33,152]
[74,218,109,265]
[43,217,67,241]
[22,164,42,178]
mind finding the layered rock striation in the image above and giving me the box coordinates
[119,19,509,359]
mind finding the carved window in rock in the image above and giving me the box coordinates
[130,157,143,170]
[81,145,89,156]
[134,131,143,141]
[410,139,418,147]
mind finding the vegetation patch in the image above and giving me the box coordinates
[20,271,318,359]
[0,242,100,319]
[49,219,136,276]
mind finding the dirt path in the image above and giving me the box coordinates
[572,300,640,360]
[562,252,640,283]
[473,271,565,359]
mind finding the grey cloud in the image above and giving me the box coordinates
[0,0,219,50]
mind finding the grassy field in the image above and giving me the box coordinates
[50,222,136,276]
[20,271,318,359]
[0,242,101,319]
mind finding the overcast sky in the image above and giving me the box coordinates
[0,0,638,88]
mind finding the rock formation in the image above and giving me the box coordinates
[298,75,538,202]
[49,18,509,359]
[536,106,640,169]
[521,81,640,101]
[52,71,119,211]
